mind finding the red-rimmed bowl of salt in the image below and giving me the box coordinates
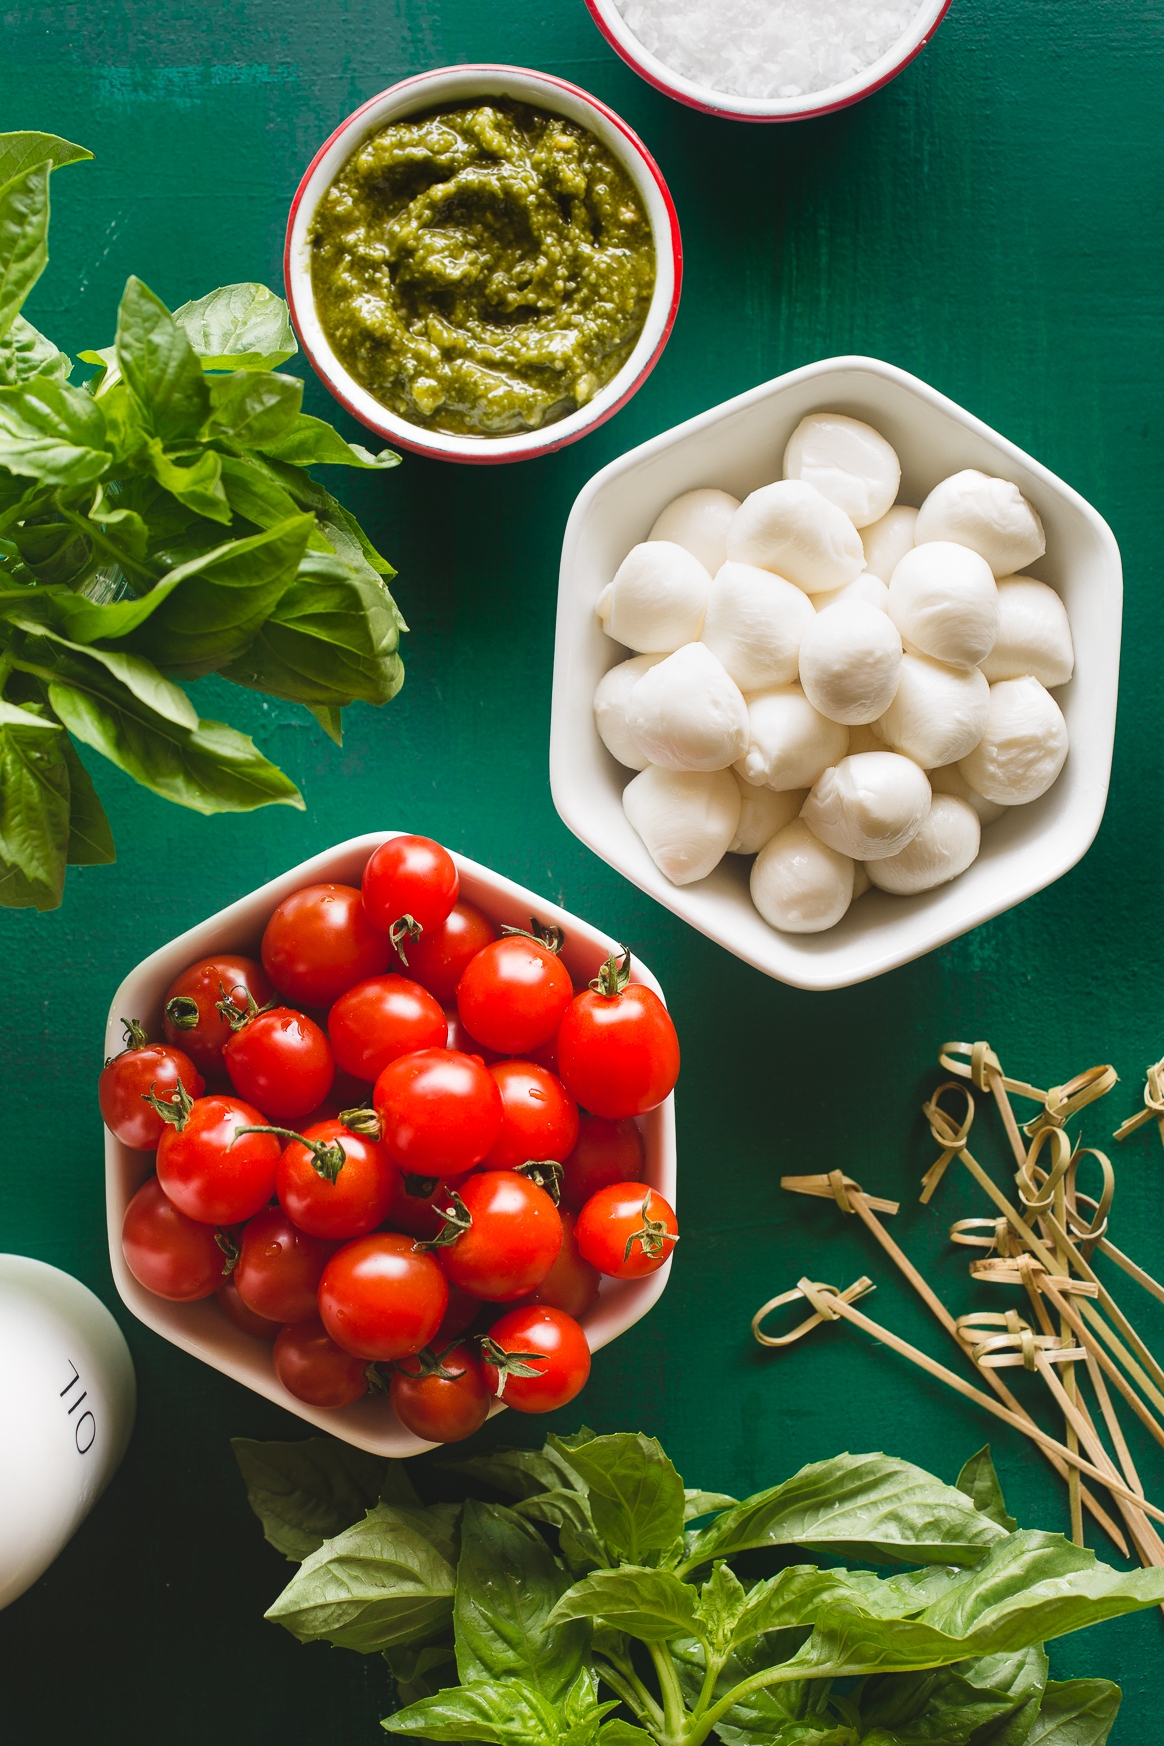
[583,0,951,123]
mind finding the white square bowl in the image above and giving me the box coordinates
[550,357,1123,991]
[104,833,676,1455]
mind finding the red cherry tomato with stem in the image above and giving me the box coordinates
[480,1306,591,1414]
[373,1049,503,1179]
[100,1019,205,1150]
[510,1207,600,1320]
[390,1342,491,1443]
[155,1091,281,1225]
[482,1060,579,1171]
[362,836,459,963]
[233,1207,337,1323]
[404,900,495,1004]
[276,1118,398,1241]
[560,1114,646,1212]
[435,1170,562,1302]
[162,955,273,1077]
[575,1183,678,1279]
[122,1176,228,1301]
[274,1318,369,1408]
[557,948,679,1119]
[216,1276,280,1339]
[319,1232,448,1361]
[262,884,390,1007]
[224,1004,334,1123]
[456,923,573,1055]
[328,974,447,1082]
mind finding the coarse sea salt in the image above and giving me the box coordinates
[614,0,926,100]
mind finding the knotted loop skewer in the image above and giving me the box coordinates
[1113,1057,1164,1145]
[751,1276,874,1347]
[919,1081,976,1202]
[1015,1124,1074,1218]
[969,1253,1098,1297]
[1024,1064,1118,1137]
[939,1041,1046,1102]
[780,1171,900,1217]
[955,1309,1086,1371]
[950,1216,1015,1254]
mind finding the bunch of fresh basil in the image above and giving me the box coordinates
[233,1430,1157,1746]
[0,130,405,909]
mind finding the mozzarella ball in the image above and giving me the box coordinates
[813,573,890,613]
[597,541,710,652]
[846,722,884,755]
[593,654,665,770]
[927,762,1007,827]
[980,575,1074,687]
[797,601,903,726]
[862,505,918,581]
[625,642,748,772]
[958,676,1068,805]
[700,562,816,691]
[852,862,872,899]
[649,488,740,576]
[751,820,855,933]
[736,685,849,791]
[782,413,901,528]
[725,480,865,594]
[868,795,981,895]
[888,542,1000,669]
[875,654,989,768]
[802,752,931,861]
[915,470,1046,575]
[728,774,806,855]
[623,765,740,885]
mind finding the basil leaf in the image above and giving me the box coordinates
[0,163,49,341]
[218,452,312,531]
[857,1645,1048,1746]
[115,276,210,441]
[60,735,115,865]
[0,131,92,185]
[384,1640,458,1705]
[146,438,230,523]
[557,1433,686,1566]
[172,282,297,371]
[686,1454,1007,1569]
[443,1445,587,1502]
[257,410,399,470]
[386,1678,562,1745]
[453,1500,587,1703]
[685,1489,738,1522]
[319,492,397,578]
[677,1633,835,1746]
[696,1561,749,1656]
[549,1565,700,1643]
[728,1568,886,1645]
[232,1436,394,1561]
[0,377,110,483]
[955,1448,1018,1534]
[7,517,92,586]
[204,370,303,447]
[1026,1679,1120,1745]
[598,1726,654,1746]
[0,314,72,386]
[0,697,68,909]
[8,621,199,728]
[221,557,404,708]
[307,701,343,745]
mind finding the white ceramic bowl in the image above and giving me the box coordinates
[284,65,682,466]
[583,0,951,123]
[550,356,1122,991]
[104,834,676,1455]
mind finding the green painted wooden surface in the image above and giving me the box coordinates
[2,0,1163,1738]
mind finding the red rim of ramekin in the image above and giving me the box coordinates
[581,0,953,123]
[283,65,684,465]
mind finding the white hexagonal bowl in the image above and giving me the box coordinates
[550,356,1123,991]
[104,833,676,1454]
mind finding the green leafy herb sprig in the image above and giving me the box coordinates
[0,130,405,910]
[233,1431,1155,1746]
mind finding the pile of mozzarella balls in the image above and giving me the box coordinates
[593,413,1074,934]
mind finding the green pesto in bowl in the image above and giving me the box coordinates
[308,100,657,439]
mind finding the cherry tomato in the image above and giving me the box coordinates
[480,1306,591,1414]
[556,950,679,1119]
[457,929,573,1055]
[99,1021,205,1150]
[481,1060,579,1171]
[512,1208,600,1319]
[162,954,273,1076]
[156,1094,281,1225]
[390,1343,490,1443]
[298,1067,374,1128]
[262,884,390,1007]
[274,1318,369,1408]
[524,1032,560,1075]
[437,1171,562,1302]
[362,835,459,959]
[405,900,496,1004]
[276,1119,398,1241]
[319,1232,448,1361]
[575,1183,678,1279]
[390,1170,474,1240]
[224,1007,334,1123]
[216,1276,280,1339]
[434,1281,483,1343]
[328,975,447,1082]
[373,1049,503,1179]
[444,1008,503,1065]
[561,1114,646,1212]
[233,1207,337,1323]
[122,1176,226,1301]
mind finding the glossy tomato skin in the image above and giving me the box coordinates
[373,1049,503,1179]
[439,1171,562,1302]
[557,984,679,1119]
[277,1120,398,1241]
[561,1115,646,1212]
[224,1007,334,1123]
[216,1277,280,1339]
[481,1061,579,1171]
[99,1044,205,1150]
[481,1306,591,1414]
[328,975,447,1082]
[274,1318,368,1408]
[262,884,390,1007]
[405,900,496,1003]
[511,1208,600,1319]
[122,1177,225,1301]
[318,1232,448,1362]
[456,936,573,1055]
[163,955,273,1077]
[362,835,459,940]
[390,1344,491,1443]
[444,1008,503,1065]
[156,1095,281,1225]
[389,1170,474,1240]
[233,1207,338,1323]
[575,1183,678,1279]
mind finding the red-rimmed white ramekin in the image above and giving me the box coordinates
[284,64,683,465]
[582,0,952,123]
